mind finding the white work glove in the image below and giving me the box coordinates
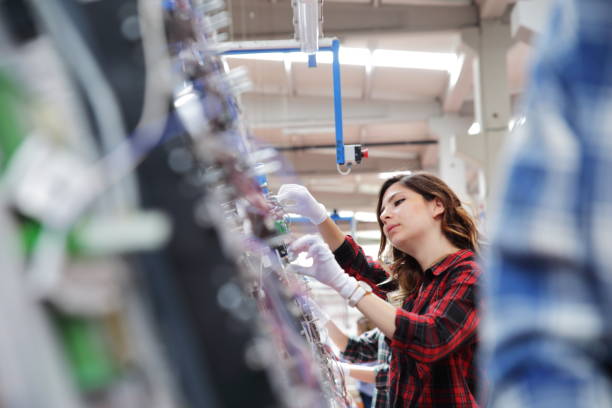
[288,235,358,300]
[277,184,328,225]
[304,297,330,326]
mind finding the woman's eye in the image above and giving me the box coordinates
[394,198,405,207]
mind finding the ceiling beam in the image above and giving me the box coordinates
[443,52,473,112]
[429,114,473,137]
[229,2,478,40]
[442,27,478,112]
[478,0,511,18]
[511,0,553,45]
[283,56,295,97]
[384,0,471,5]
[363,63,374,100]
[242,94,441,128]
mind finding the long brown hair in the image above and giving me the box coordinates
[376,172,479,302]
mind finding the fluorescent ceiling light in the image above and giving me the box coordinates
[360,244,380,258]
[468,122,481,135]
[448,53,466,88]
[338,210,354,218]
[224,48,367,66]
[311,184,355,193]
[357,183,381,195]
[282,126,335,135]
[508,116,526,131]
[355,211,378,222]
[356,230,382,240]
[225,47,457,72]
[323,48,371,66]
[508,118,516,131]
[372,49,457,71]
[377,170,412,180]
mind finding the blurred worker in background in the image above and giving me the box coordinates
[355,317,376,408]
[306,300,390,408]
[279,173,483,407]
[484,0,612,407]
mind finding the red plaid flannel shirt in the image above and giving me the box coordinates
[334,236,481,407]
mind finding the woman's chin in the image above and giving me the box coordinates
[390,236,415,254]
[389,236,407,250]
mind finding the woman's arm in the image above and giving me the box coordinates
[343,364,377,384]
[318,218,390,292]
[333,235,396,299]
[358,261,480,363]
[324,319,350,352]
[316,217,346,251]
[355,293,398,338]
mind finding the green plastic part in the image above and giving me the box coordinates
[0,70,27,172]
[20,219,84,256]
[53,314,118,392]
[274,220,289,235]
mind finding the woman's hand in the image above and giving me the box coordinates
[288,235,359,300]
[291,235,399,340]
[277,184,328,225]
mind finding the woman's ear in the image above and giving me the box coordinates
[431,198,445,219]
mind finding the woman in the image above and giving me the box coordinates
[279,173,482,407]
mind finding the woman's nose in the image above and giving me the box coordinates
[379,208,390,222]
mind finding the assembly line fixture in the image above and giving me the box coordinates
[222,38,366,175]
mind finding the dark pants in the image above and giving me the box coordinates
[359,391,372,408]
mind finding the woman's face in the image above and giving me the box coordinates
[379,182,443,251]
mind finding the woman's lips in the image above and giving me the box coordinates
[386,224,399,234]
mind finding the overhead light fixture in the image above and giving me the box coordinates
[357,183,381,195]
[447,53,466,88]
[282,126,335,135]
[356,230,382,240]
[223,48,368,65]
[468,122,481,135]
[377,170,412,180]
[225,47,457,72]
[371,49,457,71]
[310,184,355,193]
[359,244,380,258]
[355,211,378,222]
[508,118,516,131]
[508,116,526,131]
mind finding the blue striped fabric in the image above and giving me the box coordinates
[485,1,612,407]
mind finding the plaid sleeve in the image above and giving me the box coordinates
[333,235,396,300]
[373,363,389,391]
[340,328,380,364]
[391,261,479,363]
[485,1,612,407]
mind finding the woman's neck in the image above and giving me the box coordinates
[404,230,460,271]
